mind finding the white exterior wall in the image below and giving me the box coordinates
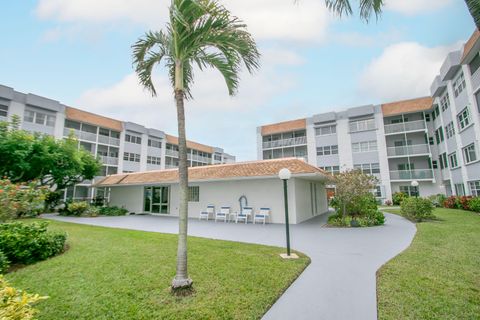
[107,177,328,224]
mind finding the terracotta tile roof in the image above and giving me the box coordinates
[165,134,214,154]
[96,158,328,186]
[65,107,123,132]
[381,97,433,117]
[462,29,480,62]
[261,118,306,136]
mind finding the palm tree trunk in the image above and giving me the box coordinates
[466,0,480,29]
[172,61,193,290]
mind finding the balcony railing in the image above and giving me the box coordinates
[262,136,307,149]
[387,144,430,157]
[98,135,120,146]
[389,169,434,180]
[99,155,119,166]
[384,120,426,135]
[64,128,97,142]
[472,68,480,92]
[166,149,179,158]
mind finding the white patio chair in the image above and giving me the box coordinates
[199,205,215,221]
[253,208,270,224]
[215,206,231,222]
[236,206,253,224]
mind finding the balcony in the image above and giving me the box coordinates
[64,128,97,142]
[384,120,426,135]
[99,155,119,166]
[389,169,434,181]
[166,149,179,158]
[387,144,430,158]
[98,134,120,146]
[262,136,307,149]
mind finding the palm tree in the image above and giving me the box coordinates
[132,0,260,290]
[465,0,480,30]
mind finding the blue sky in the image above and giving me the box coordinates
[0,0,475,160]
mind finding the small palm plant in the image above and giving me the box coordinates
[132,0,260,290]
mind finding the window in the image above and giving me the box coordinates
[399,186,419,197]
[214,154,222,161]
[23,109,56,127]
[455,183,466,196]
[445,122,455,139]
[436,127,445,144]
[315,124,336,136]
[125,134,142,144]
[463,143,477,164]
[470,53,480,75]
[449,152,458,168]
[440,93,450,112]
[432,160,438,169]
[147,156,161,165]
[439,152,448,169]
[349,118,375,133]
[424,113,431,122]
[428,137,434,145]
[453,72,466,97]
[320,166,340,174]
[433,105,440,119]
[148,139,162,148]
[123,152,140,162]
[373,186,382,198]
[354,163,380,175]
[316,145,338,156]
[188,186,199,202]
[457,107,471,130]
[0,104,8,117]
[469,181,480,196]
[352,140,377,153]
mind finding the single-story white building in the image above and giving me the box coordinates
[95,158,331,224]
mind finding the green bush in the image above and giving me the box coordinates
[85,206,100,217]
[44,191,63,212]
[0,275,47,320]
[392,192,408,205]
[400,197,435,222]
[327,210,385,227]
[0,250,9,274]
[0,222,66,265]
[64,201,89,216]
[99,206,129,216]
[468,197,480,212]
[0,179,48,222]
[428,194,447,208]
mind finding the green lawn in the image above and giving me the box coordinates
[5,220,309,320]
[377,208,480,319]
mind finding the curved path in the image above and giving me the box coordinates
[45,213,416,320]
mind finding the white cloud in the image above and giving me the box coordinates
[76,48,303,160]
[385,0,452,15]
[36,0,330,42]
[358,41,462,102]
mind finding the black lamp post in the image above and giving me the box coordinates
[279,168,292,256]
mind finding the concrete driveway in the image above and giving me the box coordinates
[45,213,416,320]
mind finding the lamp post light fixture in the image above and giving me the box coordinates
[278,168,298,259]
[411,180,419,198]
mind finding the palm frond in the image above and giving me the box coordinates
[325,0,383,22]
[466,0,480,29]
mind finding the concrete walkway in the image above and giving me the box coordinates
[45,213,416,320]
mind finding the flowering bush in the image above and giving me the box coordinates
[384,200,393,206]
[0,179,48,222]
[0,275,47,320]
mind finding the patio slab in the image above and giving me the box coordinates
[44,212,415,320]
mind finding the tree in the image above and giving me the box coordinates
[465,0,480,30]
[332,169,378,219]
[132,0,260,290]
[0,118,101,190]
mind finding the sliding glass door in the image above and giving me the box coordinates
[143,186,170,214]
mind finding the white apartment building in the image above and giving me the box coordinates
[257,30,480,201]
[0,85,235,200]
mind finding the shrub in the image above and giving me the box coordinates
[44,191,63,212]
[64,201,89,216]
[401,197,435,222]
[0,275,48,320]
[428,194,447,208]
[0,179,48,222]
[85,205,100,217]
[384,200,392,206]
[443,196,459,209]
[468,197,480,212]
[0,251,9,274]
[458,196,472,211]
[327,210,385,227]
[0,222,66,265]
[392,192,408,205]
[99,206,129,216]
